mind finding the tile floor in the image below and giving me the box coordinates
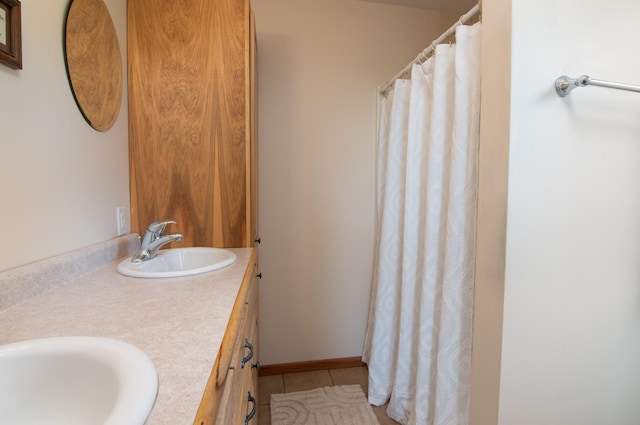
[257,366,399,425]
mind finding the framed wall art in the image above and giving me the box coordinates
[0,0,21,69]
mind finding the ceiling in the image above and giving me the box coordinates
[358,0,477,14]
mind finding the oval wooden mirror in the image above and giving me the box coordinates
[64,0,122,132]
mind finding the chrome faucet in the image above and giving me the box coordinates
[131,220,183,263]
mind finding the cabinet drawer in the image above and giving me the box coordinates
[231,275,259,372]
[240,362,259,425]
[214,369,258,425]
[219,367,258,425]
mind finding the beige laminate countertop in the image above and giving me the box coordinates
[0,238,254,425]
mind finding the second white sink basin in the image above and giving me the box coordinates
[0,336,157,425]
[117,247,237,278]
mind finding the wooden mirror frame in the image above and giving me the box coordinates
[64,0,122,132]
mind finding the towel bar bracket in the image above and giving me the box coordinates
[555,75,589,97]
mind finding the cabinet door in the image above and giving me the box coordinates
[128,0,252,248]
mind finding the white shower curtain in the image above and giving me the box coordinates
[363,22,481,425]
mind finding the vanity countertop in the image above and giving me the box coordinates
[0,237,255,425]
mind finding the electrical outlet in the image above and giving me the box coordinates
[116,206,129,236]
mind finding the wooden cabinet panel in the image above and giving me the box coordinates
[248,10,258,246]
[128,0,256,248]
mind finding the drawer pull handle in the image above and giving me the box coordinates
[241,339,254,368]
[256,272,262,279]
[245,391,257,424]
[252,360,260,370]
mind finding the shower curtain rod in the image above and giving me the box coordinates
[379,3,481,96]
[555,75,640,97]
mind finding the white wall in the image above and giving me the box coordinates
[252,0,456,364]
[497,0,640,423]
[0,0,129,271]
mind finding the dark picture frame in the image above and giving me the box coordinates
[0,0,21,69]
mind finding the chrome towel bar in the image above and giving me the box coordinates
[556,75,640,97]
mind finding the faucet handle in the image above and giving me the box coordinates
[147,220,177,235]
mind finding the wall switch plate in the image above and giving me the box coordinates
[116,206,129,236]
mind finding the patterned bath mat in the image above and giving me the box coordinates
[271,384,380,425]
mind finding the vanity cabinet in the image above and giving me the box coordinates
[128,0,258,248]
[194,253,259,425]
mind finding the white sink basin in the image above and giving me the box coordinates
[0,336,157,425]
[117,247,237,278]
